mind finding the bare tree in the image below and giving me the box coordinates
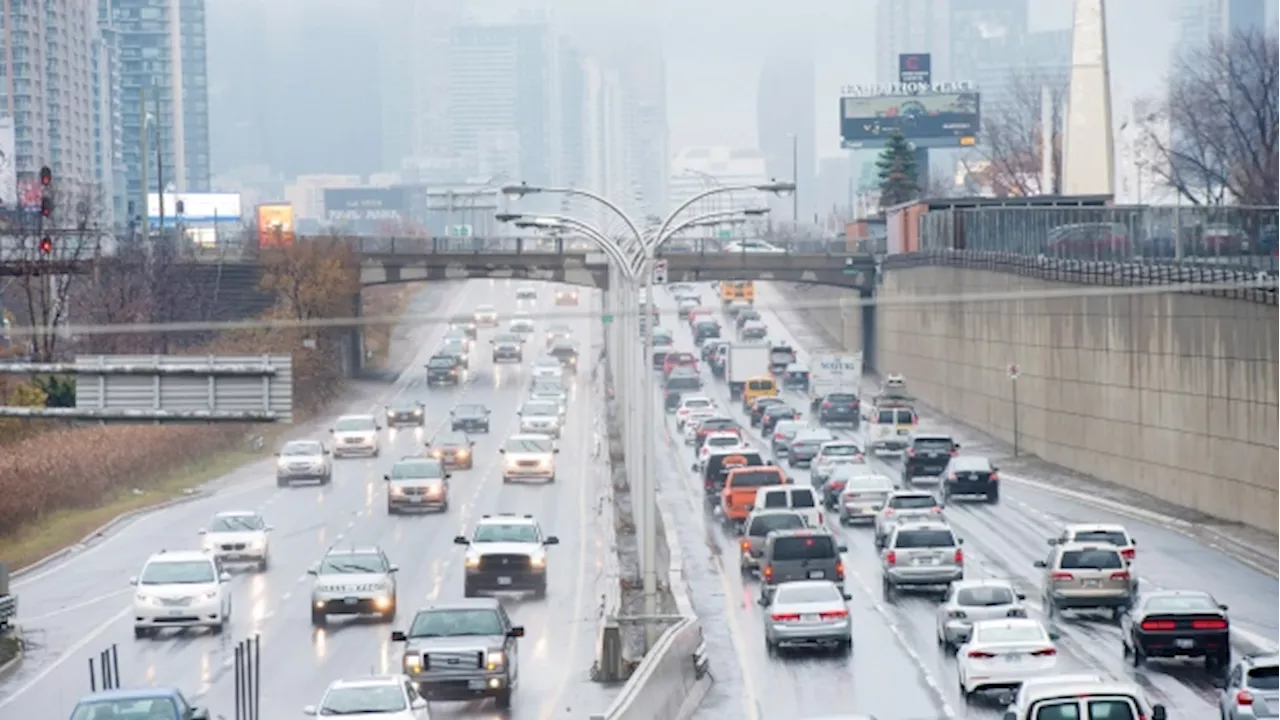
[1138,29,1279,206]
[966,69,1068,197]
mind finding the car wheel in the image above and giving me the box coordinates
[311,609,326,627]
[1131,643,1145,667]
[493,689,512,710]
[276,477,288,488]
[882,578,895,600]
[387,505,397,515]
[502,476,511,484]
[133,626,150,639]
[464,582,477,598]
[258,557,269,572]
[987,490,1000,504]
[839,638,853,654]
[534,581,547,600]
[210,620,224,635]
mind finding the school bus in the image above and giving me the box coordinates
[719,280,756,305]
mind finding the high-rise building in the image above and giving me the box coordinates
[1175,0,1267,48]
[115,0,212,205]
[584,60,631,229]
[94,0,126,225]
[875,0,953,84]
[553,38,587,191]
[0,0,100,189]
[757,56,816,224]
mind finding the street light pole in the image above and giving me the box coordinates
[791,133,799,223]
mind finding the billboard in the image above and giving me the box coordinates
[147,193,242,226]
[840,92,980,149]
[324,187,410,223]
[257,204,295,248]
[0,118,14,209]
[898,54,932,84]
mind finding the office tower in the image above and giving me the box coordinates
[553,38,587,190]
[617,51,668,219]
[0,0,100,188]
[1176,0,1267,48]
[94,0,126,225]
[757,56,816,223]
[875,0,953,83]
[115,0,212,201]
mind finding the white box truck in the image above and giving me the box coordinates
[809,352,864,426]
[726,343,770,401]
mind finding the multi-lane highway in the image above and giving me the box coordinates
[650,281,1278,720]
[0,279,617,719]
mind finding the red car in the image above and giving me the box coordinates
[663,351,698,376]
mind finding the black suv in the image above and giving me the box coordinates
[902,434,959,482]
[815,392,861,426]
[941,454,999,503]
[549,341,579,372]
[451,404,491,433]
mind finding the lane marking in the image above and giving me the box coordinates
[17,587,132,623]
[0,605,132,710]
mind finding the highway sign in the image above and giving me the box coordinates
[716,229,733,239]
[72,355,293,422]
[652,259,668,285]
[601,314,614,325]
[446,224,473,238]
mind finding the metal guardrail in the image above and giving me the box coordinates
[351,236,860,257]
[884,250,1278,305]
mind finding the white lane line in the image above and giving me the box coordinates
[0,604,132,711]
[17,588,132,623]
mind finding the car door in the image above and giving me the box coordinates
[499,605,519,681]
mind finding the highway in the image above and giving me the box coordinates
[0,279,617,719]
[650,282,1279,720]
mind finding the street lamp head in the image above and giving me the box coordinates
[514,219,565,231]
[742,207,771,217]
[494,212,523,224]
[500,183,539,199]
[757,179,797,197]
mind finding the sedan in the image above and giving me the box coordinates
[385,400,425,427]
[760,404,801,435]
[788,429,836,467]
[304,675,429,718]
[749,397,787,427]
[936,579,1028,650]
[532,357,564,381]
[957,618,1060,700]
[428,431,475,470]
[451,404,491,433]
[1121,590,1231,671]
[759,580,853,654]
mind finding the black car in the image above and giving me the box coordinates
[426,355,463,385]
[491,334,524,363]
[448,314,478,340]
[815,392,861,426]
[664,388,685,413]
[1122,590,1231,671]
[903,434,958,481]
[385,400,425,427]
[549,341,579,372]
[451,404,491,433]
[428,431,476,470]
[749,397,787,427]
[940,455,998,502]
[693,320,721,343]
[760,404,801,435]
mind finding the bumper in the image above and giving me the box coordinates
[135,600,223,628]
[947,480,997,495]
[905,462,949,477]
[453,421,490,432]
[963,659,1058,693]
[1137,631,1229,658]
[277,468,327,480]
[428,374,461,384]
[387,414,424,426]
[790,453,818,464]
[941,619,974,645]
[389,494,448,510]
[886,566,964,586]
[819,411,859,424]
[1049,591,1132,609]
[504,466,555,480]
[207,547,267,563]
[555,296,579,305]
[412,673,510,700]
[466,569,546,591]
[519,424,561,437]
[334,442,377,457]
[839,504,880,522]
[492,352,523,363]
[766,618,852,646]
[314,595,394,616]
[433,454,474,469]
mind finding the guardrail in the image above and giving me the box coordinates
[0,594,17,631]
[884,249,1278,305]
[352,236,861,258]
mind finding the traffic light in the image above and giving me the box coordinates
[39,166,51,187]
[39,236,52,255]
[40,196,53,217]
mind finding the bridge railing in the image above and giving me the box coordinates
[352,235,862,257]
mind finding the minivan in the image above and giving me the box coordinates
[738,509,808,575]
[1034,543,1134,618]
[759,528,848,602]
[751,485,823,528]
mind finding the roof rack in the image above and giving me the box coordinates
[481,514,491,519]
[523,514,533,519]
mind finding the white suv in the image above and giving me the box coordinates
[500,434,558,483]
[131,551,230,638]
[198,510,272,571]
[331,414,381,458]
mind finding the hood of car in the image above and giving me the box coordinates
[204,531,265,545]
[472,541,542,557]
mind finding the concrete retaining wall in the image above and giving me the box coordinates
[787,285,863,352]
[875,265,1279,532]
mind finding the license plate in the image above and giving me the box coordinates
[224,553,244,560]
[1005,654,1023,663]
[897,428,910,435]
[408,496,423,503]
[344,597,358,605]
[807,570,825,579]
[497,577,512,586]
[168,609,184,616]
[1175,638,1196,649]
[916,556,937,565]
[801,614,820,622]
[468,680,487,690]
[1082,579,1101,588]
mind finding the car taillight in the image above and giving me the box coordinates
[884,509,894,516]
[774,432,785,439]
[950,448,959,456]
[1110,571,1130,581]
[885,551,897,565]
[835,560,843,579]
[954,548,964,564]
[948,472,958,480]
[819,609,848,620]
[1141,620,1177,631]
[1121,548,1136,560]
[1050,572,1074,580]
[989,472,999,481]
[771,613,801,622]
[948,610,967,619]
[762,565,773,579]
[906,448,916,457]
[740,539,750,552]
[822,401,832,409]
[930,506,943,513]
[1030,648,1057,657]
[1192,619,1228,630]
[853,454,865,462]
[967,651,995,658]
[1237,690,1255,706]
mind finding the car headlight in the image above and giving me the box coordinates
[430,450,443,458]
[136,593,156,605]
[201,539,215,551]
[457,449,470,458]
[465,556,480,568]
[413,408,422,415]
[530,555,546,569]
[404,654,422,672]
[486,650,505,670]
[203,589,219,600]
[390,486,406,496]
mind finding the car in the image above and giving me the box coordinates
[759,579,853,655]
[651,327,674,345]
[675,395,716,430]
[528,382,568,415]
[1051,522,1137,565]
[474,304,499,327]
[936,579,1028,650]
[131,550,231,638]
[1002,679,1168,720]
[518,399,562,438]
[549,340,579,371]
[780,363,810,391]
[303,675,429,718]
[428,430,475,470]
[198,510,272,571]
[874,490,945,548]
[740,320,768,340]
[439,340,470,367]
[833,470,896,523]
[664,366,702,394]
[724,239,785,254]
[442,328,472,352]
[500,434,558,483]
[662,351,698,376]
[70,688,213,720]
[691,416,742,450]
[811,441,866,485]
[448,314,478,340]
[1219,652,1279,719]
[330,414,381,458]
[385,399,426,427]
[748,396,787,427]
[455,513,560,597]
[902,433,958,482]
[309,546,398,626]
[681,409,719,443]
[385,457,450,513]
[693,319,721,343]
[738,509,808,574]
[651,342,675,370]
[1033,542,1133,618]
[941,455,1000,503]
[393,597,524,709]
[532,356,564,381]
[1121,589,1231,671]
[554,288,579,305]
[758,528,847,603]
[735,308,762,328]
[545,323,573,348]
[788,428,836,467]
[515,285,538,300]
[509,313,535,334]
[956,618,1060,700]
[426,354,464,385]
[815,391,860,426]
[995,674,1108,717]
[275,439,332,485]
[759,403,801,435]
[696,432,747,468]
[880,520,964,597]
[451,403,491,433]
[769,420,807,457]
[883,373,907,390]
[677,297,699,318]
[491,333,524,363]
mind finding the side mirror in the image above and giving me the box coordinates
[744,504,754,512]
[391,630,407,642]
[786,476,796,484]
[219,572,231,583]
[1048,630,1061,641]
[1131,538,1137,545]
[328,428,335,434]
[544,537,560,545]
[307,567,318,575]
[410,697,428,710]
[1015,592,1026,600]
[995,692,1014,708]
[322,449,330,455]
[509,626,526,638]
[1047,538,1058,545]
[453,536,469,545]
[553,448,560,454]
[1033,560,1047,568]
[197,529,207,535]
[383,474,390,481]
[1219,603,1229,611]
[191,709,210,720]
[991,466,999,472]
[691,464,698,471]
[837,544,848,553]
[954,444,961,450]
[375,425,382,431]
[499,449,505,454]
[445,473,453,480]
[129,577,138,586]
[470,441,476,446]
[303,707,318,717]
[956,538,964,545]
[756,595,768,606]
[1152,705,1167,720]
[842,593,853,601]
[388,565,399,573]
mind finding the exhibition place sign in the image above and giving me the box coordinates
[841,81,976,97]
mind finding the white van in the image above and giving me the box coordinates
[837,473,897,524]
[751,485,824,528]
[867,404,916,454]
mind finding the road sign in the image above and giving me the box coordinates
[652,259,668,285]
[1008,363,1019,380]
[601,314,614,325]
[446,224,473,238]
[715,229,733,239]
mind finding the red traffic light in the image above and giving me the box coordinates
[39,166,51,187]
[40,197,53,217]
[39,237,52,254]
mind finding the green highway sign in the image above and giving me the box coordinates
[447,224,473,238]
[601,314,614,324]
[716,229,733,239]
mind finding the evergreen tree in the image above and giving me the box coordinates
[875,132,921,208]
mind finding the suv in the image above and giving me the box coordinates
[880,520,964,598]
[1034,542,1133,618]
[449,314,478,339]
[330,414,381,458]
[941,455,1000,503]
[131,551,231,638]
[902,433,958,482]
[874,490,945,548]
[451,403,492,433]
[491,333,524,363]
[385,457,450,513]
[1220,653,1280,720]
[738,509,808,575]
[308,546,399,626]
[454,514,560,598]
[769,420,807,457]
[427,354,463,385]
[501,434,558,483]
[758,528,848,602]
[275,439,332,486]
[385,399,426,427]
[518,400,562,438]
[393,598,524,709]
[815,392,861,426]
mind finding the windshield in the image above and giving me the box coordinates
[455,405,485,417]
[428,357,456,368]
[889,495,938,510]
[319,553,385,574]
[685,399,713,409]
[495,334,521,344]
[535,359,561,368]
[769,350,794,362]
[975,624,1045,644]
[1144,594,1219,613]
[474,523,539,543]
[774,583,841,605]
[281,441,321,456]
[210,514,264,532]
[728,469,783,488]
[913,437,953,450]
[1248,666,1279,690]
[1059,549,1123,570]
[827,393,857,404]
[335,417,375,432]
[391,460,444,479]
[894,529,956,548]
[408,609,503,638]
[748,513,805,536]
[666,376,701,389]
[708,436,740,448]
[842,474,893,490]
[140,560,215,585]
[320,685,406,715]
[1072,530,1129,546]
[506,437,553,453]
[71,699,179,720]
[771,535,835,561]
[523,402,558,417]
[957,586,1016,606]
[822,444,860,456]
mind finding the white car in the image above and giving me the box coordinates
[531,357,563,381]
[510,313,535,334]
[275,439,332,486]
[199,511,272,571]
[675,395,716,430]
[474,304,499,327]
[957,618,1060,699]
[519,400,562,438]
[304,675,429,718]
[723,240,784,254]
[500,434,558,483]
[131,550,231,638]
[811,441,866,484]
[529,383,567,416]
[331,414,381,458]
[696,432,747,469]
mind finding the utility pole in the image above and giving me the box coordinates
[791,133,799,223]
[138,84,150,250]
[155,88,165,249]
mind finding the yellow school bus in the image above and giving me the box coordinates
[719,280,756,305]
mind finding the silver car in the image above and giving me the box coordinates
[770,420,807,456]
[393,597,523,709]
[275,440,332,486]
[529,383,567,416]
[1221,653,1280,720]
[1034,542,1134,618]
[330,415,381,458]
[880,520,964,598]
[759,580,852,654]
[935,578,1027,649]
[309,546,399,626]
[873,490,944,548]
[836,472,896,524]
[518,400,562,438]
[788,428,836,467]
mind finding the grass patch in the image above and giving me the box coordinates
[0,634,19,666]
[0,441,273,571]
[363,282,429,369]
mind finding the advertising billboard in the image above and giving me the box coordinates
[147,193,242,226]
[840,92,980,149]
[324,187,410,223]
[257,204,295,248]
[898,53,932,85]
